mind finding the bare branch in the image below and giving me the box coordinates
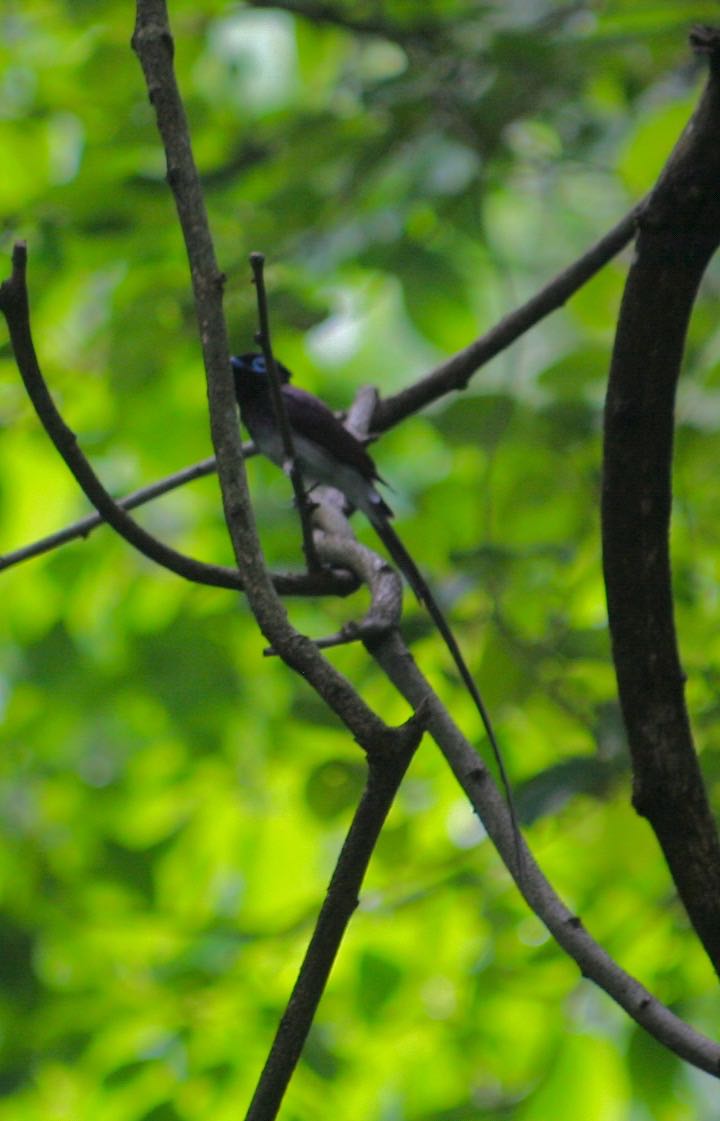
[0,244,247,593]
[0,251,357,599]
[0,455,215,570]
[602,27,720,972]
[244,719,422,1121]
[243,449,418,1118]
[1,201,643,581]
[132,0,411,754]
[304,449,720,1079]
[373,205,641,433]
[370,626,720,1077]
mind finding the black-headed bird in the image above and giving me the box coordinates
[231,352,426,599]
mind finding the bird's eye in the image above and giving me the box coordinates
[251,355,266,374]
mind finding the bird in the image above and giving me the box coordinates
[231,352,419,585]
[231,352,518,848]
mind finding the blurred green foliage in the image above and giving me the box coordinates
[1,1,720,1118]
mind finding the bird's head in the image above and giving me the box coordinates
[231,353,292,401]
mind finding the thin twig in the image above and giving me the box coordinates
[250,251,321,571]
[0,442,359,597]
[372,203,642,432]
[0,456,215,570]
[264,623,364,654]
[246,0,437,43]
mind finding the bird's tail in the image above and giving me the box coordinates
[370,512,428,606]
[371,511,522,872]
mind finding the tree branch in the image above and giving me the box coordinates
[1,168,645,583]
[132,0,413,755]
[238,419,428,1119]
[245,731,422,1121]
[1,202,639,582]
[369,625,720,1077]
[0,455,214,569]
[373,204,641,432]
[0,247,356,599]
[304,455,720,1079]
[246,0,436,44]
[0,244,244,593]
[596,26,717,973]
[602,25,720,974]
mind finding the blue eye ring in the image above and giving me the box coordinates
[231,353,293,384]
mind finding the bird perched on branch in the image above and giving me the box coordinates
[231,352,426,595]
[231,351,519,848]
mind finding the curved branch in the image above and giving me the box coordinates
[0,455,213,570]
[602,26,720,973]
[370,625,720,1077]
[0,247,356,599]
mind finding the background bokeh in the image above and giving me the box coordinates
[2,2,720,1118]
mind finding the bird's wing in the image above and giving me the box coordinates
[281,384,381,482]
